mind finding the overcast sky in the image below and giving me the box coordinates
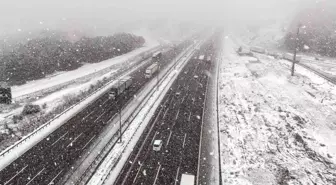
[0,0,305,37]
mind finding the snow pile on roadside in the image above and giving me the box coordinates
[218,38,336,185]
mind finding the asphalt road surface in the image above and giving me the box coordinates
[114,38,215,185]
[0,39,193,185]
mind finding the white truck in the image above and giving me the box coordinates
[109,76,132,99]
[180,174,195,185]
[283,53,302,62]
[145,63,159,78]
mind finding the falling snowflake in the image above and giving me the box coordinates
[196,115,201,120]
[304,45,310,50]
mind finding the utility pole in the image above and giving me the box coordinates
[291,23,301,76]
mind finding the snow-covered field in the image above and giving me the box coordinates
[218,37,336,185]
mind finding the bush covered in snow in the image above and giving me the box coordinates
[21,103,41,115]
[0,32,145,85]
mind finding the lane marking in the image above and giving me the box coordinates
[163,108,169,119]
[51,131,69,146]
[67,133,83,148]
[25,167,45,185]
[94,111,106,123]
[5,165,28,185]
[133,164,143,183]
[188,111,192,122]
[82,110,94,121]
[175,109,180,120]
[152,164,162,185]
[182,133,187,148]
[102,98,110,106]
[47,169,63,185]
[150,131,158,145]
[81,135,96,150]
[174,166,181,185]
[166,131,173,146]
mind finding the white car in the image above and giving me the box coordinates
[153,140,163,151]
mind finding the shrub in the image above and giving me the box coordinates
[22,103,41,115]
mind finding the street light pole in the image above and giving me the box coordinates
[156,62,160,91]
[117,80,122,143]
[119,103,122,143]
[291,23,301,76]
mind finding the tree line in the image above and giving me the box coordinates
[0,32,145,85]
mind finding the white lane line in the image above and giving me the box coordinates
[67,133,83,148]
[182,133,187,148]
[94,112,106,123]
[102,98,110,106]
[163,108,169,119]
[188,111,192,122]
[81,135,96,150]
[150,131,158,145]
[175,109,180,120]
[51,131,69,146]
[133,164,143,183]
[47,169,63,185]
[152,164,162,185]
[166,131,173,146]
[25,168,45,185]
[82,110,94,120]
[5,165,28,185]
[174,166,181,185]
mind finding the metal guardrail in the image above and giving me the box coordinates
[75,43,197,185]
[298,63,336,85]
[0,47,163,160]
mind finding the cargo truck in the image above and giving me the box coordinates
[0,82,11,104]
[152,51,162,60]
[180,174,195,185]
[145,63,158,78]
[109,77,132,99]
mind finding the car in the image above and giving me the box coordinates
[153,140,163,151]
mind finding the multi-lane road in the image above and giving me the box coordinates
[0,39,193,185]
[114,37,217,185]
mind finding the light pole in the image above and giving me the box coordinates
[156,62,160,91]
[117,80,122,143]
[291,23,302,76]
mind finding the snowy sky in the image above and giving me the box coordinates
[0,0,306,36]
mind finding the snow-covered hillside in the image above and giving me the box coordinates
[218,36,336,185]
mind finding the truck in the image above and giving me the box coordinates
[237,46,254,56]
[180,174,195,185]
[109,77,132,99]
[0,82,11,104]
[283,53,302,62]
[145,63,159,78]
[250,46,266,54]
[152,51,162,60]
